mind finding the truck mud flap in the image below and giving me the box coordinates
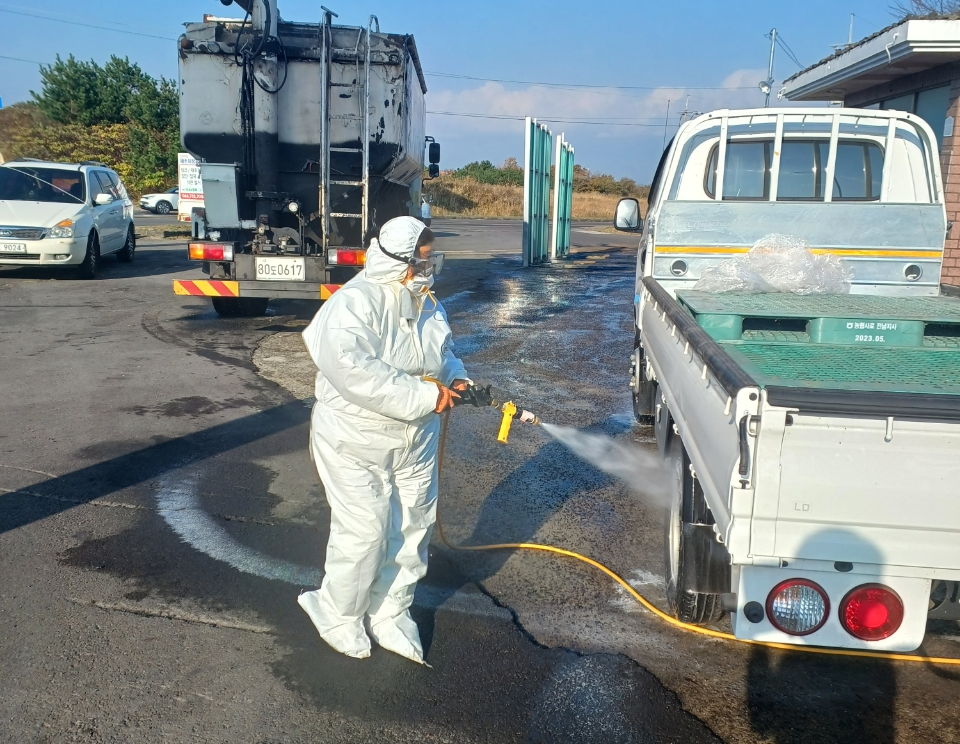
[681,523,731,594]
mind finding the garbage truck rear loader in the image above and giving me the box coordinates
[173,0,439,315]
[616,109,960,652]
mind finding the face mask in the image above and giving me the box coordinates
[406,273,435,291]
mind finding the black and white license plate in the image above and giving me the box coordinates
[255,256,305,281]
[0,242,27,253]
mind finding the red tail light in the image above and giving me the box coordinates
[189,243,234,261]
[840,584,903,641]
[328,249,366,266]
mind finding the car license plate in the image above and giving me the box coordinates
[255,256,305,281]
[0,242,27,253]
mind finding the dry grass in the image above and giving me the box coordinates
[423,176,640,220]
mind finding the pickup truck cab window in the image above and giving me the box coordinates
[665,112,936,205]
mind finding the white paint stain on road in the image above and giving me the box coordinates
[156,473,322,586]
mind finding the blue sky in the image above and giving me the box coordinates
[0,1,901,181]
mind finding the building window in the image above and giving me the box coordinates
[880,85,951,149]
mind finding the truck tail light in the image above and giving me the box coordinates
[840,584,903,641]
[328,249,366,266]
[189,243,234,261]
[766,579,829,636]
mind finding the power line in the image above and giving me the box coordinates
[0,53,43,64]
[424,71,755,92]
[775,35,804,70]
[427,111,675,127]
[0,7,176,41]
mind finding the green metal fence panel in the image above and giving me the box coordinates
[551,134,574,260]
[523,117,552,266]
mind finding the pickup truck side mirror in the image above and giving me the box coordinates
[94,193,114,206]
[614,197,642,232]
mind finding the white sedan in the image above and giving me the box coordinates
[140,187,179,214]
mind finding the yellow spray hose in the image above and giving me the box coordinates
[436,412,960,666]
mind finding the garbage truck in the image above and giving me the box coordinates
[172,0,439,316]
[615,108,960,652]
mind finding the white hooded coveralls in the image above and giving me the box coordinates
[299,216,467,662]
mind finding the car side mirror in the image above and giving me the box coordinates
[94,193,114,206]
[614,197,641,232]
[428,142,440,164]
[428,163,440,179]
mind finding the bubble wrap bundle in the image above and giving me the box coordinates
[692,234,852,295]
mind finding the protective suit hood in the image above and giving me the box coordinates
[365,216,426,285]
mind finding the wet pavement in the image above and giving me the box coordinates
[2,220,960,743]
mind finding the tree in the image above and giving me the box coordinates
[891,0,960,18]
[31,54,178,130]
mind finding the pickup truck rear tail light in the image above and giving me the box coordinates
[840,584,903,641]
[766,579,829,636]
[189,243,234,261]
[328,249,366,266]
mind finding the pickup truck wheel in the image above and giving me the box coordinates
[664,435,727,626]
[211,297,269,317]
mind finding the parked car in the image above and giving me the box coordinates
[420,196,432,226]
[0,159,135,278]
[140,187,179,214]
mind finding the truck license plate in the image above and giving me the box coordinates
[0,242,27,253]
[255,256,305,281]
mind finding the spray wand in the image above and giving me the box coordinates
[453,383,541,444]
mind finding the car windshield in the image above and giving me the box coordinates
[0,166,85,204]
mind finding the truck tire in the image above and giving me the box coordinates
[212,297,269,317]
[664,433,728,626]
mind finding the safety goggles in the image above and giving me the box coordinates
[378,243,445,276]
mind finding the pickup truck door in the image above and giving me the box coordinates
[89,171,122,252]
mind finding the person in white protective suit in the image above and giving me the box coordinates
[299,216,468,663]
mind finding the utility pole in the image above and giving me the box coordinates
[760,28,777,108]
[849,14,854,45]
[663,100,671,149]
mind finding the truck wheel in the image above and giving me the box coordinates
[212,297,269,317]
[664,434,728,626]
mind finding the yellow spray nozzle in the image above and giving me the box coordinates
[497,401,517,444]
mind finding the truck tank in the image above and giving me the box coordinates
[178,4,428,250]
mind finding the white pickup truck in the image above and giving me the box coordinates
[616,108,960,652]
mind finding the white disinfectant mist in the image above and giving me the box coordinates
[541,423,674,504]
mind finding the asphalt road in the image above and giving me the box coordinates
[2,219,959,743]
[133,208,182,227]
